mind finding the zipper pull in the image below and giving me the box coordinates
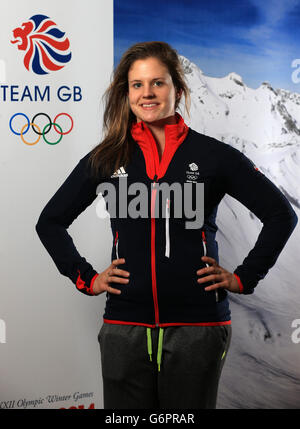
[152,174,158,191]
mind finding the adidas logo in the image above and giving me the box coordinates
[111,166,128,178]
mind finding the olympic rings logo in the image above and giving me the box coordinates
[9,112,74,145]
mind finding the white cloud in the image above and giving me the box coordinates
[250,0,299,26]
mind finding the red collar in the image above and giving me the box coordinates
[130,112,189,180]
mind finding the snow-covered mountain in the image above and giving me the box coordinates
[179,56,300,408]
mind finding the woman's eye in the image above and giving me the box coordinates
[132,81,163,88]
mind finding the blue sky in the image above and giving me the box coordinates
[114,0,300,93]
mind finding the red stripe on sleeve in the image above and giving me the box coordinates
[234,273,244,293]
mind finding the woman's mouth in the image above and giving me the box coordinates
[140,103,159,110]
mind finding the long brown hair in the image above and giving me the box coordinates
[88,41,191,179]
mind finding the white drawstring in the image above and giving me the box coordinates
[165,198,170,258]
[115,231,119,259]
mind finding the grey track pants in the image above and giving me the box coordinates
[98,323,231,409]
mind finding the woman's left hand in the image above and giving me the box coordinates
[196,256,240,293]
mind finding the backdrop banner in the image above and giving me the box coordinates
[0,0,113,409]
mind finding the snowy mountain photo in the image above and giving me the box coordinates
[115,0,300,408]
[180,55,300,408]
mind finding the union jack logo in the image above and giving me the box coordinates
[10,14,72,75]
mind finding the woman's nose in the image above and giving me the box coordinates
[142,84,154,97]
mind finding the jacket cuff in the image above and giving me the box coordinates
[233,268,256,295]
[233,273,244,294]
[76,269,98,296]
[89,273,99,295]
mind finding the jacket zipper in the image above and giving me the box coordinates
[165,198,170,258]
[202,230,219,302]
[151,174,160,327]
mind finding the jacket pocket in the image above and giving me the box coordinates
[202,230,219,303]
[114,230,119,259]
[165,198,170,258]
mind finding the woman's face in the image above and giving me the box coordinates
[128,57,177,124]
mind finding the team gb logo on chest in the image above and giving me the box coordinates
[186,162,200,183]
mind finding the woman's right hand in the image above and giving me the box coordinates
[92,258,130,296]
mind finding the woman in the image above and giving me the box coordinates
[36,41,298,409]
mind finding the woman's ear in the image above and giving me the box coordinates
[177,88,183,99]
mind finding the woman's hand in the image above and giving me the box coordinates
[196,256,240,293]
[93,258,130,296]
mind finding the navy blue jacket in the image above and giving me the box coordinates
[35,114,298,327]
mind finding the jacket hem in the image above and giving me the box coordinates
[103,318,231,327]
